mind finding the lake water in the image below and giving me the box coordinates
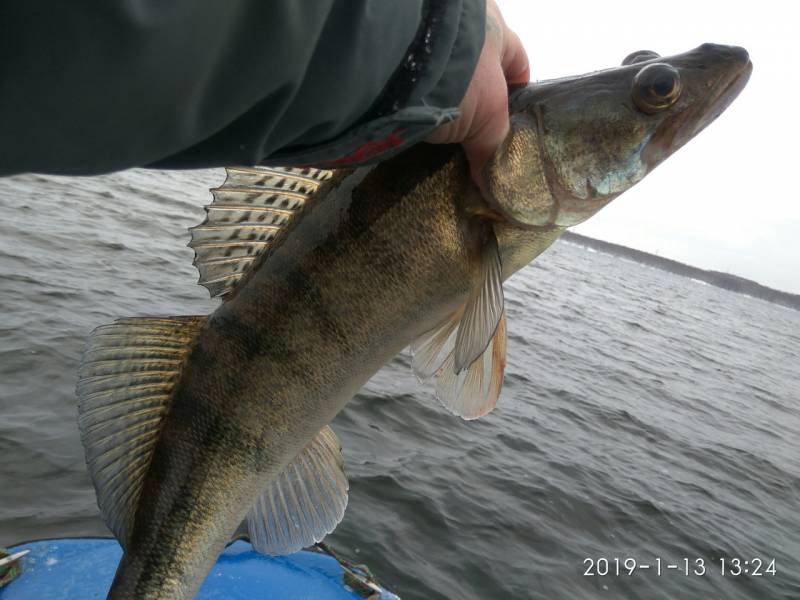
[1,169,798,599]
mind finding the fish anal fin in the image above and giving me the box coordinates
[77,315,206,548]
[247,425,348,555]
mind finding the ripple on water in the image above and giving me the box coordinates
[0,171,798,599]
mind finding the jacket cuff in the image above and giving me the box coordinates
[269,0,486,169]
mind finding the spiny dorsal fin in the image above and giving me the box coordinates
[247,425,348,555]
[77,315,206,547]
[411,227,506,419]
[189,166,333,298]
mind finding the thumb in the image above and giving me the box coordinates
[502,30,530,85]
[460,58,510,192]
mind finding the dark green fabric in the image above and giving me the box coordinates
[0,1,485,176]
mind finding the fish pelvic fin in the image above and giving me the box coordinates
[189,166,333,299]
[247,425,348,555]
[435,312,506,419]
[411,227,507,420]
[76,315,206,547]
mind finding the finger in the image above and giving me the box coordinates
[463,113,508,191]
[461,70,510,189]
[502,30,530,84]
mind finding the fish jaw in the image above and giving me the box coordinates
[642,44,752,169]
[483,43,752,229]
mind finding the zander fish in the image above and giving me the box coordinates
[76,44,751,598]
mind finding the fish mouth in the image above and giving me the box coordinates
[692,49,752,137]
[644,45,752,168]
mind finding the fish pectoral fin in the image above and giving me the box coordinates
[247,425,348,556]
[434,311,507,420]
[453,227,504,373]
[76,315,206,548]
[410,227,507,420]
[410,309,461,381]
[190,166,333,299]
[412,312,507,420]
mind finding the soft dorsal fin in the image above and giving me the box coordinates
[78,315,348,553]
[77,316,206,547]
[189,166,332,298]
[247,425,348,555]
[411,227,506,419]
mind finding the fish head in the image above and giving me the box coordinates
[484,43,752,228]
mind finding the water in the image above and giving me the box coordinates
[1,170,798,599]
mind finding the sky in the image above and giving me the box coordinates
[497,0,799,293]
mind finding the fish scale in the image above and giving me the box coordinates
[74,44,751,599]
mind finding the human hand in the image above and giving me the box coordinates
[426,0,530,191]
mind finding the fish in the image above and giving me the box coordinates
[75,43,751,598]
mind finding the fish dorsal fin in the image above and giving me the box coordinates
[247,425,348,555]
[76,315,206,547]
[411,228,506,419]
[189,166,333,298]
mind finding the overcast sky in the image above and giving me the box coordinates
[498,0,799,293]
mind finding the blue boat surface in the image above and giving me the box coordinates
[1,538,398,599]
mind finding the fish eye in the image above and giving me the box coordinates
[622,50,660,66]
[631,63,682,114]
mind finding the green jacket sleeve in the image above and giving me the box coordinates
[0,0,485,176]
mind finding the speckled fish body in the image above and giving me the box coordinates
[111,152,491,597]
[76,44,751,599]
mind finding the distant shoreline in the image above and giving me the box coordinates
[561,232,800,311]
